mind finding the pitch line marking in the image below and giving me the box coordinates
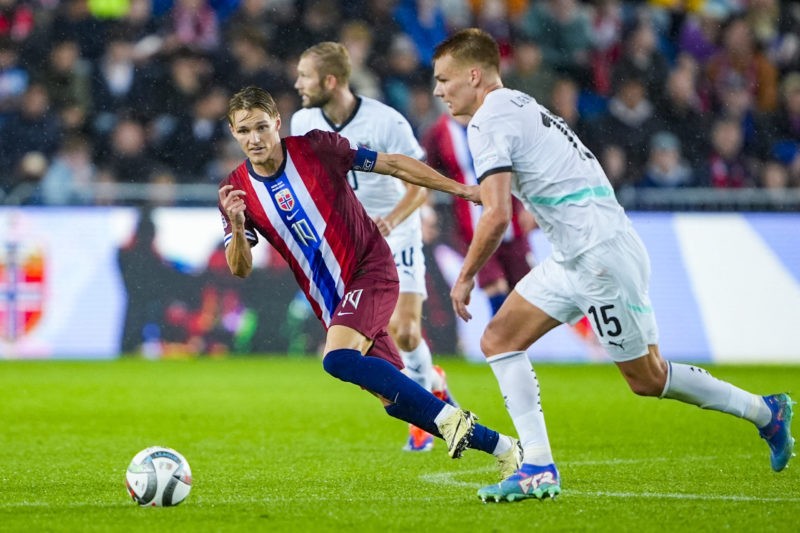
[420,458,800,503]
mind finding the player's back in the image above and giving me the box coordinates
[291,97,425,235]
[469,88,629,261]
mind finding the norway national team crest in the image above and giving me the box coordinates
[274,188,295,212]
[0,241,46,341]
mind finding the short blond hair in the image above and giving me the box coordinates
[227,86,279,125]
[433,28,500,73]
[300,41,351,84]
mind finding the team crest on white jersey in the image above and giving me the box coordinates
[274,189,295,211]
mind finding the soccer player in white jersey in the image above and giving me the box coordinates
[291,42,456,452]
[431,28,795,502]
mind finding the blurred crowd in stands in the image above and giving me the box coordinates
[1,0,799,208]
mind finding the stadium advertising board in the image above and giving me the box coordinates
[0,208,797,363]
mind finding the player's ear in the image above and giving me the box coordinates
[469,67,482,88]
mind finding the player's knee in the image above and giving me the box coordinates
[626,376,663,397]
[480,325,505,356]
[322,349,360,383]
[393,324,421,352]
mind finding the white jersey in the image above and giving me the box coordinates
[291,96,426,242]
[468,88,631,262]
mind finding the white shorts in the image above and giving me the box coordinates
[387,232,427,298]
[515,227,659,362]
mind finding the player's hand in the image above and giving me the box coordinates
[219,185,247,228]
[373,216,394,237]
[450,275,475,322]
[462,184,482,205]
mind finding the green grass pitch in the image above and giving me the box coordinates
[0,357,797,532]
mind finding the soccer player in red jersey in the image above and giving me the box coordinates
[217,86,523,481]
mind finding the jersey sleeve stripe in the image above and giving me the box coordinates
[477,166,513,183]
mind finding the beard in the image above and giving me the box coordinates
[302,88,332,109]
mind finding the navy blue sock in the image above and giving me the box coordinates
[323,348,445,431]
[488,293,507,315]
[468,423,500,454]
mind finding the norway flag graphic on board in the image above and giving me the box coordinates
[0,242,46,341]
[274,188,295,212]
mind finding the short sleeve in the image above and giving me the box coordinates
[468,121,513,183]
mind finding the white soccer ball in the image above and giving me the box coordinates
[125,446,192,507]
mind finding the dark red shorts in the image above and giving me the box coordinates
[329,272,403,370]
[457,236,533,289]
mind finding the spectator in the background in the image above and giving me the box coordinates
[0,82,60,188]
[40,133,96,205]
[148,47,214,141]
[699,117,755,188]
[0,0,34,44]
[0,37,27,126]
[586,69,658,181]
[653,61,709,172]
[638,131,694,188]
[503,39,557,108]
[759,159,789,191]
[47,0,107,61]
[393,0,448,67]
[770,0,800,73]
[6,150,47,204]
[33,37,92,116]
[298,0,342,52]
[549,77,589,140]
[104,116,159,184]
[222,0,275,45]
[589,0,623,96]
[599,144,630,190]
[472,0,514,63]
[677,1,727,68]
[159,0,219,55]
[762,72,800,170]
[714,71,762,161]
[517,0,593,86]
[90,31,149,134]
[223,26,287,96]
[160,85,228,182]
[382,33,426,118]
[340,20,383,101]
[362,0,404,81]
[705,14,779,114]
[614,17,670,100]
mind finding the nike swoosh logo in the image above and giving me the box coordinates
[287,211,299,220]
[337,311,354,316]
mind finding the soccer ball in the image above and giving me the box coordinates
[125,446,192,507]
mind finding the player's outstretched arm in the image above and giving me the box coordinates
[374,152,480,204]
[219,185,253,278]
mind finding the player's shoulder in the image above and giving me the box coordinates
[358,96,410,125]
[473,89,538,131]
[299,128,356,152]
[219,161,248,188]
[290,107,323,133]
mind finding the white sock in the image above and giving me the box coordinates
[433,403,458,426]
[492,434,514,456]
[661,362,771,427]
[487,351,554,466]
[400,340,434,391]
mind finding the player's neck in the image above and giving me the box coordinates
[323,89,357,127]
[473,80,503,114]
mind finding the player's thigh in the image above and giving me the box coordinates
[324,325,374,355]
[482,290,562,355]
[390,291,424,328]
[571,230,659,362]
